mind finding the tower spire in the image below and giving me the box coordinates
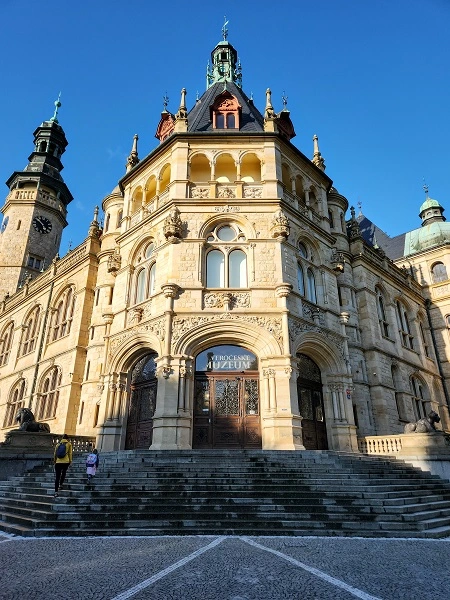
[126,134,139,172]
[222,16,229,40]
[312,134,326,171]
[50,92,62,123]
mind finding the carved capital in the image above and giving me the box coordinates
[161,283,180,299]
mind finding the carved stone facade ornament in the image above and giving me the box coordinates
[163,207,182,242]
[204,291,251,309]
[289,316,345,359]
[217,186,236,199]
[302,301,324,325]
[214,205,240,213]
[270,209,290,241]
[128,307,143,325]
[109,317,166,357]
[107,246,122,275]
[243,186,262,199]
[172,314,283,351]
[191,187,209,199]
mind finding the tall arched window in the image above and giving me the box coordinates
[297,264,305,296]
[3,379,26,427]
[431,262,447,283]
[132,241,157,304]
[52,287,75,341]
[0,322,14,366]
[410,376,427,420]
[21,307,41,356]
[205,224,247,289]
[396,301,414,349]
[307,269,317,304]
[37,367,61,420]
[376,288,389,337]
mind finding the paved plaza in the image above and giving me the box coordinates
[0,532,449,599]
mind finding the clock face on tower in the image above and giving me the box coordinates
[33,216,52,234]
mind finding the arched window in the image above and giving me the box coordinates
[0,322,14,366]
[307,269,317,304]
[132,241,157,305]
[396,301,414,349]
[376,288,389,337]
[298,242,307,258]
[431,262,447,283]
[297,264,305,296]
[136,269,147,303]
[391,365,406,421]
[21,307,41,356]
[52,287,75,341]
[410,376,427,420]
[216,113,225,128]
[117,210,123,228]
[205,224,248,289]
[36,367,61,420]
[104,213,110,232]
[328,210,334,229]
[3,379,26,428]
[226,113,235,128]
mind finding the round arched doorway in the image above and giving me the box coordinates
[193,345,261,449]
[297,353,328,450]
[125,353,158,449]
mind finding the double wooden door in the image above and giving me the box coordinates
[297,380,328,450]
[193,374,261,449]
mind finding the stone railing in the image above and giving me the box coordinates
[130,210,142,227]
[51,434,96,453]
[283,188,296,206]
[243,185,263,199]
[217,184,237,199]
[159,189,170,206]
[358,435,403,455]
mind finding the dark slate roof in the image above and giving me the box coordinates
[356,214,406,260]
[187,82,265,134]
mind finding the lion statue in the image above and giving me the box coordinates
[16,408,51,433]
[404,410,440,434]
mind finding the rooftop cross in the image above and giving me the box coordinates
[282,91,288,109]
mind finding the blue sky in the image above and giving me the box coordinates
[1,0,449,253]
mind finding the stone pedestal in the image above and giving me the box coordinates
[0,430,54,455]
[397,432,450,480]
[0,430,55,481]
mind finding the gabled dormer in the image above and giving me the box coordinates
[210,90,241,130]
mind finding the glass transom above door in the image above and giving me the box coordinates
[196,345,258,372]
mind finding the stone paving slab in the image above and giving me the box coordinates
[0,532,449,600]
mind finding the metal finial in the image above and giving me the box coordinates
[250,91,253,101]
[196,90,199,102]
[423,178,429,197]
[357,200,362,215]
[282,91,288,109]
[93,205,99,223]
[50,92,62,122]
[222,16,229,40]
[162,93,169,111]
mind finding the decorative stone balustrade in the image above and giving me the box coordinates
[243,185,263,199]
[130,210,142,227]
[358,435,403,455]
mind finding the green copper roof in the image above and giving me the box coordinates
[419,196,442,214]
[404,221,450,256]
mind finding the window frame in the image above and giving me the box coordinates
[0,322,14,366]
[20,307,41,356]
[396,300,414,350]
[3,379,26,428]
[36,366,61,420]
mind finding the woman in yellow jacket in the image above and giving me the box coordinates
[54,434,72,497]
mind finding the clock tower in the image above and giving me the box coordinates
[0,97,73,297]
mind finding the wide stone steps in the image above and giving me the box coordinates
[1,450,450,538]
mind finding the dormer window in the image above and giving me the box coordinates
[211,91,241,130]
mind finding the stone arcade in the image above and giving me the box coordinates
[0,30,449,457]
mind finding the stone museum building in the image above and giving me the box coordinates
[0,32,449,454]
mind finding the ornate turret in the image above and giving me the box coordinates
[419,184,445,226]
[206,19,242,89]
[5,95,72,206]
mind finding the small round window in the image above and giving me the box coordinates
[217,226,236,241]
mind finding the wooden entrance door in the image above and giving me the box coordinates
[193,374,261,449]
[297,383,328,450]
[125,354,157,449]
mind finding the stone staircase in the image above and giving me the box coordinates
[1,450,450,538]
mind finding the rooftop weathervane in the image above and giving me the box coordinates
[222,16,229,40]
[162,93,169,112]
